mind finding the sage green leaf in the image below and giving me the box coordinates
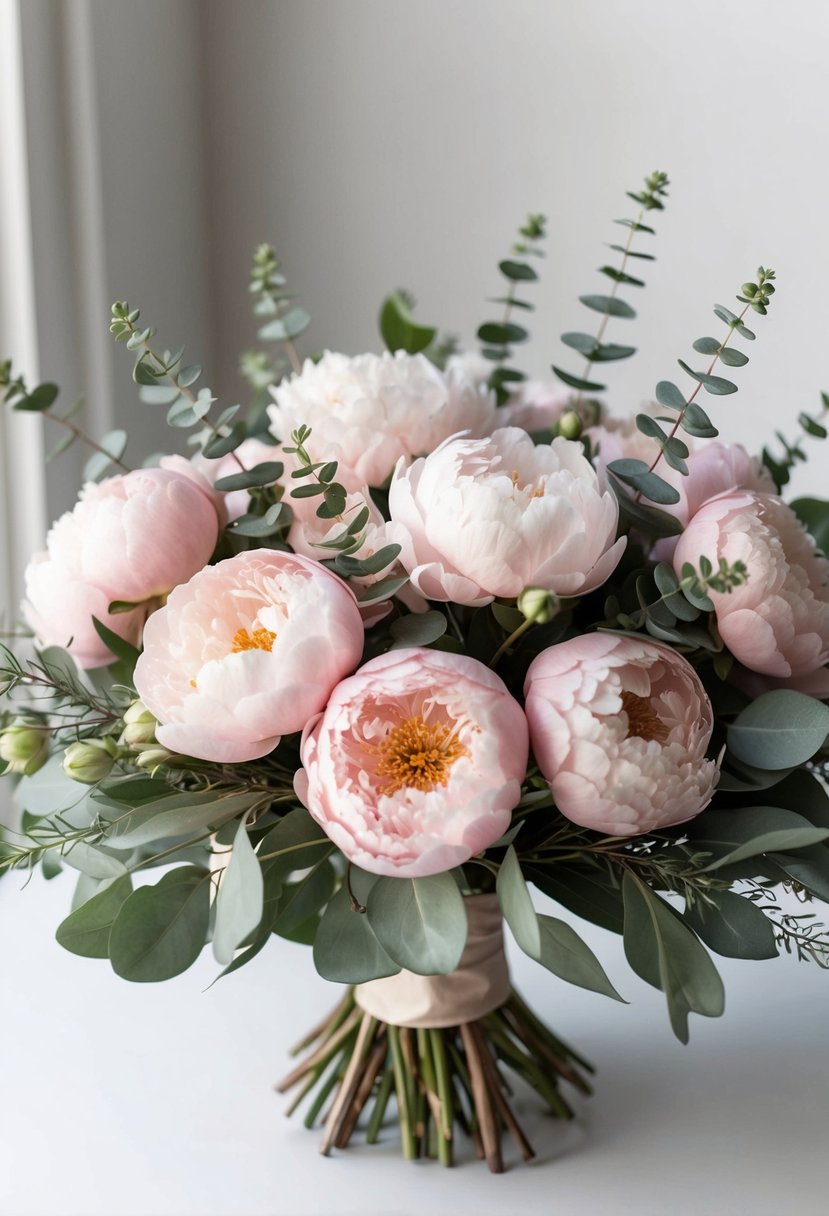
[101,791,259,849]
[763,769,829,830]
[212,819,265,965]
[389,610,447,647]
[718,347,749,367]
[203,422,246,459]
[607,243,655,260]
[692,337,721,356]
[598,266,644,288]
[272,859,336,938]
[680,402,719,438]
[728,691,829,769]
[655,380,686,410]
[367,873,467,975]
[313,885,400,983]
[228,504,284,537]
[769,845,829,901]
[579,294,636,319]
[62,841,128,880]
[56,875,133,958]
[13,382,59,412]
[683,890,777,960]
[536,914,624,1000]
[677,359,737,396]
[91,616,141,667]
[689,806,829,870]
[109,866,211,981]
[379,292,436,355]
[791,497,829,554]
[525,865,624,934]
[213,461,284,491]
[607,458,681,505]
[607,472,683,538]
[551,366,606,392]
[256,807,330,876]
[496,846,540,955]
[622,874,724,1043]
[477,321,529,345]
[499,259,538,282]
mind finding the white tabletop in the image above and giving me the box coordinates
[1,869,827,1216]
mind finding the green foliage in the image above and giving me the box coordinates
[553,171,668,399]
[479,214,547,403]
[379,290,437,355]
[55,875,133,958]
[727,691,829,770]
[497,847,623,1000]
[791,496,829,554]
[683,889,778,960]
[366,873,468,975]
[622,873,724,1043]
[688,806,829,870]
[313,884,400,983]
[109,865,212,981]
[212,816,265,965]
[762,393,829,490]
[613,266,776,510]
[239,243,311,392]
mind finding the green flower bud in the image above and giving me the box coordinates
[517,586,559,625]
[133,745,174,771]
[63,740,115,785]
[558,410,582,440]
[120,700,157,749]
[0,719,50,777]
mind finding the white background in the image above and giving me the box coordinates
[2,3,829,1213]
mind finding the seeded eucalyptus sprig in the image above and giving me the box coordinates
[283,427,401,584]
[478,214,547,404]
[0,359,130,479]
[553,171,669,405]
[240,244,311,392]
[762,391,829,490]
[608,267,776,511]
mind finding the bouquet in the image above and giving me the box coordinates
[2,171,829,1173]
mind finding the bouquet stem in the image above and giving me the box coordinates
[276,988,592,1172]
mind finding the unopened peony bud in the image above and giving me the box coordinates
[0,719,50,776]
[133,744,174,771]
[63,739,115,785]
[120,700,157,748]
[518,586,559,625]
[558,410,582,440]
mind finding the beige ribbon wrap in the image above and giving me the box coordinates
[355,893,510,1028]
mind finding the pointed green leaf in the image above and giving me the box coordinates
[367,873,467,975]
[727,691,829,769]
[56,875,133,958]
[212,818,265,965]
[683,890,777,960]
[109,866,211,982]
[313,885,400,983]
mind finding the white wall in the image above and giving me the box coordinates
[203,0,829,498]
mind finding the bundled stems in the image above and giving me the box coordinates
[276,988,592,1172]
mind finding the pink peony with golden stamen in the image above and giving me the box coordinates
[295,648,529,877]
[524,635,720,836]
[674,489,829,678]
[134,550,365,762]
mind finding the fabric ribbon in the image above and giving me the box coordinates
[355,893,510,1028]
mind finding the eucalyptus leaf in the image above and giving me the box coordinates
[683,890,777,960]
[313,885,400,983]
[212,818,265,965]
[727,691,829,769]
[367,873,467,975]
[579,294,636,319]
[109,866,211,981]
[791,497,829,554]
[622,875,724,1043]
[499,260,537,282]
[100,791,259,849]
[677,359,737,396]
[389,611,447,647]
[272,859,336,937]
[62,841,128,880]
[551,366,606,392]
[214,461,284,492]
[56,875,133,958]
[655,381,686,411]
[607,459,680,505]
[496,846,540,955]
[688,806,829,870]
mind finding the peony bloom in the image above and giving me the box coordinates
[162,437,281,524]
[387,427,625,606]
[498,380,573,434]
[295,648,528,878]
[23,468,220,667]
[674,490,829,678]
[268,350,495,491]
[133,550,365,762]
[525,635,720,836]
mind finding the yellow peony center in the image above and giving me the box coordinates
[372,715,469,796]
[231,626,277,654]
[621,690,669,743]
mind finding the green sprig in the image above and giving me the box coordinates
[479,214,547,404]
[553,171,669,403]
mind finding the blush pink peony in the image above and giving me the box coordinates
[674,490,829,678]
[163,437,281,524]
[133,550,365,762]
[524,634,719,836]
[268,350,495,491]
[23,468,220,668]
[295,648,528,877]
[387,427,625,606]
